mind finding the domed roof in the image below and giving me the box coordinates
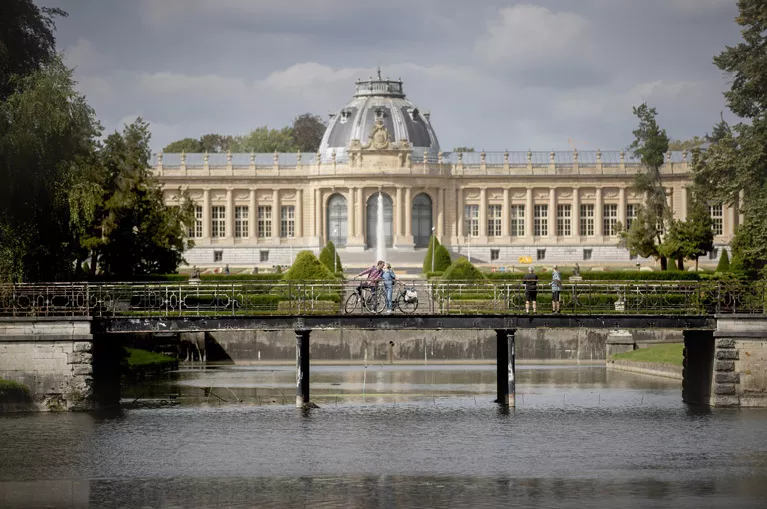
[318,70,440,162]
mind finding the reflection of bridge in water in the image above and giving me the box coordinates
[1,280,765,410]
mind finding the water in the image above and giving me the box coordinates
[376,191,386,262]
[2,364,767,508]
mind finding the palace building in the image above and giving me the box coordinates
[152,74,735,269]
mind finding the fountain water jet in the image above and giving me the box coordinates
[376,191,386,262]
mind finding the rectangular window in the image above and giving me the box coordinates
[580,204,594,236]
[234,206,248,238]
[537,249,546,261]
[709,204,723,235]
[281,205,295,238]
[213,250,223,262]
[490,248,500,261]
[189,205,203,238]
[556,204,571,236]
[603,204,618,236]
[583,248,592,261]
[510,205,525,237]
[259,250,269,262]
[626,204,638,230]
[534,205,548,236]
[464,205,479,237]
[258,206,272,238]
[487,205,502,237]
[211,206,226,238]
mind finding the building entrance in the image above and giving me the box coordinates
[412,193,433,248]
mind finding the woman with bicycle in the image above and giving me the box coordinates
[382,263,397,314]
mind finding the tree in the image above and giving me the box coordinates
[0,0,66,100]
[625,103,671,270]
[319,241,343,275]
[442,257,485,281]
[283,251,335,280]
[692,0,767,276]
[232,126,297,153]
[94,119,195,277]
[422,236,451,274]
[199,133,236,153]
[662,200,715,271]
[0,57,101,282]
[716,249,730,273]
[668,136,706,151]
[163,138,203,153]
[292,113,326,152]
[452,147,475,152]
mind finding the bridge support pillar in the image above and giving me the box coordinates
[295,329,312,408]
[495,329,516,407]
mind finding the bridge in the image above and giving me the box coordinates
[1,280,765,411]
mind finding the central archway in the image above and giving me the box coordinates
[326,193,347,247]
[412,193,433,248]
[366,192,393,249]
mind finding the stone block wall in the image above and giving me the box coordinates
[709,316,767,407]
[0,318,94,411]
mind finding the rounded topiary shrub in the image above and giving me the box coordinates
[441,257,486,281]
[283,251,336,280]
[716,248,730,273]
[319,241,344,275]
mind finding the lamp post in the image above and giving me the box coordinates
[431,226,436,272]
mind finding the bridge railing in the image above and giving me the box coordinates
[0,279,765,318]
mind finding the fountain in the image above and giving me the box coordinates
[376,191,386,262]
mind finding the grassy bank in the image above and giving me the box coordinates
[124,348,178,379]
[0,378,32,404]
[612,343,683,366]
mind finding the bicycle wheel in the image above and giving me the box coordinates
[344,292,361,314]
[398,294,418,314]
[368,290,386,314]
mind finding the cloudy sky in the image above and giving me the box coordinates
[45,0,741,153]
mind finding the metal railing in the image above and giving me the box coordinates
[1,280,765,318]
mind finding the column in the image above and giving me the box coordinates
[437,188,445,238]
[595,188,603,237]
[738,190,745,226]
[405,187,412,237]
[727,203,736,238]
[314,189,322,241]
[457,188,465,237]
[618,187,626,229]
[202,189,211,239]
[572,188,580,237]
[479,188,487,237]
[226,188,234,239]
[356,188,363,240]
[295,330,311,408]
[495,329,516,407]
[249,189,256,240]
[347,187,355,238]
[680,186,688,221]
[548,187,557,239]
[295,189,303,238]
[395,187,403,241]
[525,188,533,238]
[272,189,280,240]
[502,188,510,238]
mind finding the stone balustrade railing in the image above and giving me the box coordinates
[151,150,694,178]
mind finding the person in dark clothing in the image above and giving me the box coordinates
[523,266,539,313]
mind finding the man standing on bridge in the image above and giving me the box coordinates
[523,266,538,314]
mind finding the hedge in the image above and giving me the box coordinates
[442,257,486,281]
[487,270,702,281]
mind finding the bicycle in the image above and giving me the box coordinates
[344,279,386,314]
[389,281,418,314]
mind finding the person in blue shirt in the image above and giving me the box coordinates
[551,264,562,314]
[382,263,397,314]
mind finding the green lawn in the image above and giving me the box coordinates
[611,343,684,366]
[124,348,176,367]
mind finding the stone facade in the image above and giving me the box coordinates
[152,76,737,269]
[0,318,94,411]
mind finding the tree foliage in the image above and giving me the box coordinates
[668,136,706,151]
[661,199,715,270]
[625,103,671,269]
[442,257,485,281]
[0,0,66,100]
[452,147,475,152]
[691,0,767,276]
[292,113,326,152]
[283,250,336,280]
[422,236,451,273]
[716,248,730,273]
[319,241,343,275]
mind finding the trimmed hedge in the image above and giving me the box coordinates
[283,251,337,281]
[442,257,486,281]
[716,249,730,272]
[487,270,702,281]
[319,241,344,275]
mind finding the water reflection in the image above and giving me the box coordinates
[1,364,767,508]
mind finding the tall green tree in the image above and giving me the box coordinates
[163,137,203,153]
[291,113,326,152]
[232,126,297,153]
[692,0,767,276]
[95,119,195,277]
[625,103,671,270]
[0,0,66,100]
[0,57,101,281]
[661,199,715,271]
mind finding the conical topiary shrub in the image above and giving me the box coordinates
[434,244,452,272]
[441,257,486,281]
[319,241,343,275]
[283,251,336,280]
[422,236,439,274]
[716,248,730,272]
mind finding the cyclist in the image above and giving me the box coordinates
[357,260,385,306]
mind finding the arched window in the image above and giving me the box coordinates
[326,194,347,247]
[412,193,433,248]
